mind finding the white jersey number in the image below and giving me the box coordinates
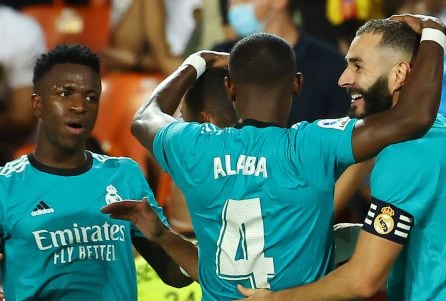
[216,198,274,288]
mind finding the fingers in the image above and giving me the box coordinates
[199,51,230,69]
[388,13,445,33]
[388,14,422,33]
[237,284,256,297]
[101,200,140,214]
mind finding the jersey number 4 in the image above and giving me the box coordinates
[216,198,275,288]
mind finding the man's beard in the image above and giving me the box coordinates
[348,75,393,119]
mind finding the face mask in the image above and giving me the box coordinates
[228,3,263,37]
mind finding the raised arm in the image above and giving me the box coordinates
[352,15,445,161]
[131,51,229,154]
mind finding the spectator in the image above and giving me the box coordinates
[213,0,351,124]
[0,4,46,164]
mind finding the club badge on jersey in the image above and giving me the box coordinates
[317,117,351,130]
[105,184,123,204]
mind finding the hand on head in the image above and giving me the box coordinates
[389,13,446,33]
[197,50,230,69]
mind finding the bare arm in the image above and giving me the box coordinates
[102,200,199,281]
[150,226,199,282]
[334,159,374,217]
[352,15,445,162]
[236,231,402,301]
[132,236,193,287]
[131,51,229,154]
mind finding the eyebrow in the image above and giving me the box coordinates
[53,83,99,93]
[345,57,363,64]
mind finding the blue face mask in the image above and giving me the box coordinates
[228,3,263,37]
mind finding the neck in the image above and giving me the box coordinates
[33,143,88,169]
[392,90,400,107]
[236,92,291,128]
[240,115,288,127]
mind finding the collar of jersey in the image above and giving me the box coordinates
[28,151,93,176]
[234,119,282,129]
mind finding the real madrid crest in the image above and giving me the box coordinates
[373,206,395,235]
[105,184,123,204]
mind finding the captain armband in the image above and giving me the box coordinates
[362,197,414,245]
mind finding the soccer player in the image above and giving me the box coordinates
[0,44,191,300]
[234,15,446,301]
[103,14,443,301]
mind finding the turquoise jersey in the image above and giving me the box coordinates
[153,118,357,300]
[0,151,165,301]
[365,114,446,300]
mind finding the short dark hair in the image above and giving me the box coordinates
[356,19,420,60]
[184,68,237,127]
[33,44,100,88]
[229,33,296,88]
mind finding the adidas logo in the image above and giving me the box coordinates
[31,201,55,216]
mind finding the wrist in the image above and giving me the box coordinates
[420,27,446,51]
[181,53,206,79]
[153,225,173,244]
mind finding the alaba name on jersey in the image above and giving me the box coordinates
[0,151,165,301]
[153,117,357,301]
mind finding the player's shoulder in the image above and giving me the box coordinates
[290,117,355,132]
[160,121,222,140]
[376,142,432,174]
[172,121,220,134]
[0,155,31,178]
[90,152,140,170]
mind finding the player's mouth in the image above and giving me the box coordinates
[65,122,86,135]
[351,93,364,107]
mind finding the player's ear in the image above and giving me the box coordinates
[31,93,42,118]
[225,76,236,103]
[390,61,411,93]
[292,72,303,96]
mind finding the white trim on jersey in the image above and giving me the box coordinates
[0,155,30,176]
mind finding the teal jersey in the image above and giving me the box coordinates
[153,118,357,300]
[364,115,446,300]
[0,151,165,301]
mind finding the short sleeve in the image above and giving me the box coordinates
[370,145,439,225]
[291,117,357,189]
